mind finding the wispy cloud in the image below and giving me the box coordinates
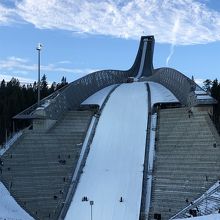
[0,56,95,74]
[0,56,31,71]
[58,60,72,64]
[166,17,180,66]
[0,0,218,45]
[0,3,15,24]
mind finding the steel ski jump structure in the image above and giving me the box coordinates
[0,36,219,220]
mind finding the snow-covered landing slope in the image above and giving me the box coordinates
[0,182,33,220]
[65,82,148,220]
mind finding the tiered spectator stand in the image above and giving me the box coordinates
[0,110,93,220]
[148,107,220,220]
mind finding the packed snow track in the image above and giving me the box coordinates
[65,82,148,220]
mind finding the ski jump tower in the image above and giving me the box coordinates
[13,35,210,122]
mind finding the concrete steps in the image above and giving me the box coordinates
[148,107,220,220]
[0,110,93,220]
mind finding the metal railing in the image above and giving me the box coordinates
[170,181,220,219]
[0,131,23,156]
[13,83,69,119]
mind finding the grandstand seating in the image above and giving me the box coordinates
[148,107,220,220]
[0,110,93,220]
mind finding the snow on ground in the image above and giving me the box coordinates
[195,90,207,95]
[82,85,117,106]
[0,182,33,220]
[175,214,220,220]
[65,82,148,220]
[196,94,214,100]
[192,85,214,101]
[148,81,178,104]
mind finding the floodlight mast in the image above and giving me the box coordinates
[36,43,43,107]
[90,200,94,220]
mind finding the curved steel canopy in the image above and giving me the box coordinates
[14,36,213,120]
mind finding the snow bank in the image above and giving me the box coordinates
[148,81,178,104]
[82,85,117,106]
[0,182,33,220]
[197,95,213,100]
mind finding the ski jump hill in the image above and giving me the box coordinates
[0,36,220,220]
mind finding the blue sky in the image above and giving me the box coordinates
[0,0,220,85]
